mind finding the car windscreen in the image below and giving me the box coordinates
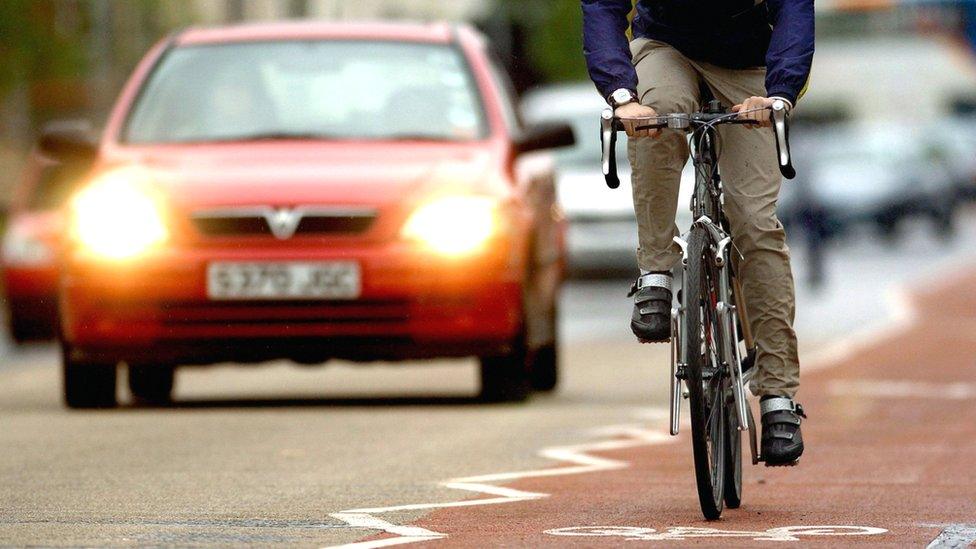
[122,40,488,144]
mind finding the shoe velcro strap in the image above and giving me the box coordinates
[762,409,802,428]
[760,396,796,415]
[637,273,672,292]
[763,429,796,442]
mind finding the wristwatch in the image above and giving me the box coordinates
[609,88,638,109]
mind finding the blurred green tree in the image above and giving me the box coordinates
[486,0,635,91]
[0,0,86,96]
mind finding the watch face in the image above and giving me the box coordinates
[613,89,633,105]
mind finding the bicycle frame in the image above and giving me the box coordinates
[669,119,752,457]
[601,100,794,466]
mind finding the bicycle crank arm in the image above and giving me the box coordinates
[748,408,761,464]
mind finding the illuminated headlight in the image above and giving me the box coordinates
[401,196,502,256]
[69,168,169,260]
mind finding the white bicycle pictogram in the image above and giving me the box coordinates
[544,525,888,542]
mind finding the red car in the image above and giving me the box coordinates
[1,136,85,343]
[53,22,572,408]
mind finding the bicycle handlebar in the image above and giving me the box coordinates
[600,100,795,189]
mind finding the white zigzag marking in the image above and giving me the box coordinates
[325,419,673,548]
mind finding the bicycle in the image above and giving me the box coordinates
[600,97,795,520]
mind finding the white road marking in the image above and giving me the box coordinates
[545,525,889,541]
[829,380,976,400]
[923,523,976,548]
[804,252,976,374]
[803,286,915,374]
[325,416,675,548]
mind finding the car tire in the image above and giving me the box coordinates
[63,349,118,409]
[529,343,558,392]
[530,304,559,392]
[128,364,175,405]
[479,336,531,403]
[876,215,900,242]
[8,316,41,344]
[932,206,955,240]
[7,307,56,344]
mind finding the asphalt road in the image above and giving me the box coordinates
[1,209,975,547]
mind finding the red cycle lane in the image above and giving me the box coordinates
[356,266,976,547]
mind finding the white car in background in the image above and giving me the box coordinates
[522,83,693,275]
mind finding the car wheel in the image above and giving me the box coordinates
[530,304,559,392]
[128,363,175,405]
[479,335,531,403]
[932,206,955,240]
[530,343,558,392]
[8,315,41,344]
[876,215,900,242]
[7,308,56,344]
[62,347,118,409]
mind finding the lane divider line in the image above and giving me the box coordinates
[923,523,976,548]
[802,286,915,374]
[325,420,674,548]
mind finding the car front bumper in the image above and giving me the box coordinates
[60,241,525,365]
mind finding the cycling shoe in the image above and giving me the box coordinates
[761,396,806,466]
[629,272,673,343]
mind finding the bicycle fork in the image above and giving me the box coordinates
[668,232,760,463]
[669,237,689,437]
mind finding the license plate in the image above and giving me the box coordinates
[207,261,361,300]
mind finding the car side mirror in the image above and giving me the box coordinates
[38,120,98,162]
[515,122,575,155]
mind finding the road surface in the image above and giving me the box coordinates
[1,212,975,547]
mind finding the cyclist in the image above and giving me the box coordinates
[582,0,813,466]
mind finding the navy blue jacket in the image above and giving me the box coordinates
[582,0,814,106]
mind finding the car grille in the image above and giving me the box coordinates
[191,207,376,238]
[157,299,410,327]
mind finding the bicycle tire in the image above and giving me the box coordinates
[685,227,726,520]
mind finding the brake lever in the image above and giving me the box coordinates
[601,108,620,189]
[771,100,796,180]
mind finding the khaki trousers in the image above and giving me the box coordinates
[626,38,800,398]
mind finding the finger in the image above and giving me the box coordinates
[731,104,743,113]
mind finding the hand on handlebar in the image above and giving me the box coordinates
[731,96,786,128]
[615,103,662,138]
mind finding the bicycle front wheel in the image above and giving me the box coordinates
[685,227,726,520]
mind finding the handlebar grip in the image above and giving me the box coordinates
[771,100,795,180]
[601,108,620,189]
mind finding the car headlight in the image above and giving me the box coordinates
[69,167,169,260]
[401,196,502,256]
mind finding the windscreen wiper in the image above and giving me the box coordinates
[203,132,340,143]
[381,133,455,142]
